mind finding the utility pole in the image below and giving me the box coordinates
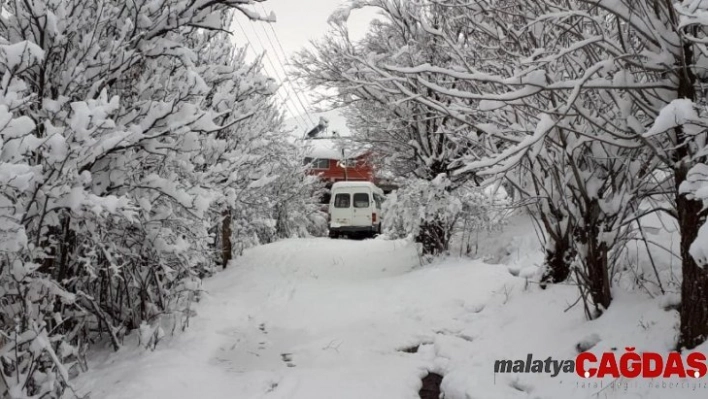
[341,148,348,181]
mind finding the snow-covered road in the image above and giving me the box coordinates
[73,237,517,399]
[72,228,708,399]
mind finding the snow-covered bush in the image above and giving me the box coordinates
[383,176,506,257]
[383,177,458,243]
[454,183,511,256]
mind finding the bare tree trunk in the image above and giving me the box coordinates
[585,239,612,315]
[417,219,447,256]
[540,235,574,286]
[56,215,75,283]
[677,163,708,349]
[221,209,232,269]
[275,204,290,240]
[675,39,708,350]
[536,203,574,287]
[574,200,612,316]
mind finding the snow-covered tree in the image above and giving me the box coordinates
[315,0,708,337]
[0,1,321,397]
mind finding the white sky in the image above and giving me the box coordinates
[232,1,379,132]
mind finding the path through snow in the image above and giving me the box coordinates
[74,237,516,399]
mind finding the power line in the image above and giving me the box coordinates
[246,18,315,128]
[255,4,317,126]
[233,16,310,133]
[268,91,307,133]
[234,23,307,134]
[271,75,310,132]
[239,14,312,125]
[258,4,318,115]
[237,19,309,132]
[258,27,316,127]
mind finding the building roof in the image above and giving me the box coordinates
[284,108,353,139]
[303,138,368,160]
[285,108,370,160]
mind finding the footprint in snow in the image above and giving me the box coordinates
[281,353,296,367]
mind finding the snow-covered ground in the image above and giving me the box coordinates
[71,214,707,399]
